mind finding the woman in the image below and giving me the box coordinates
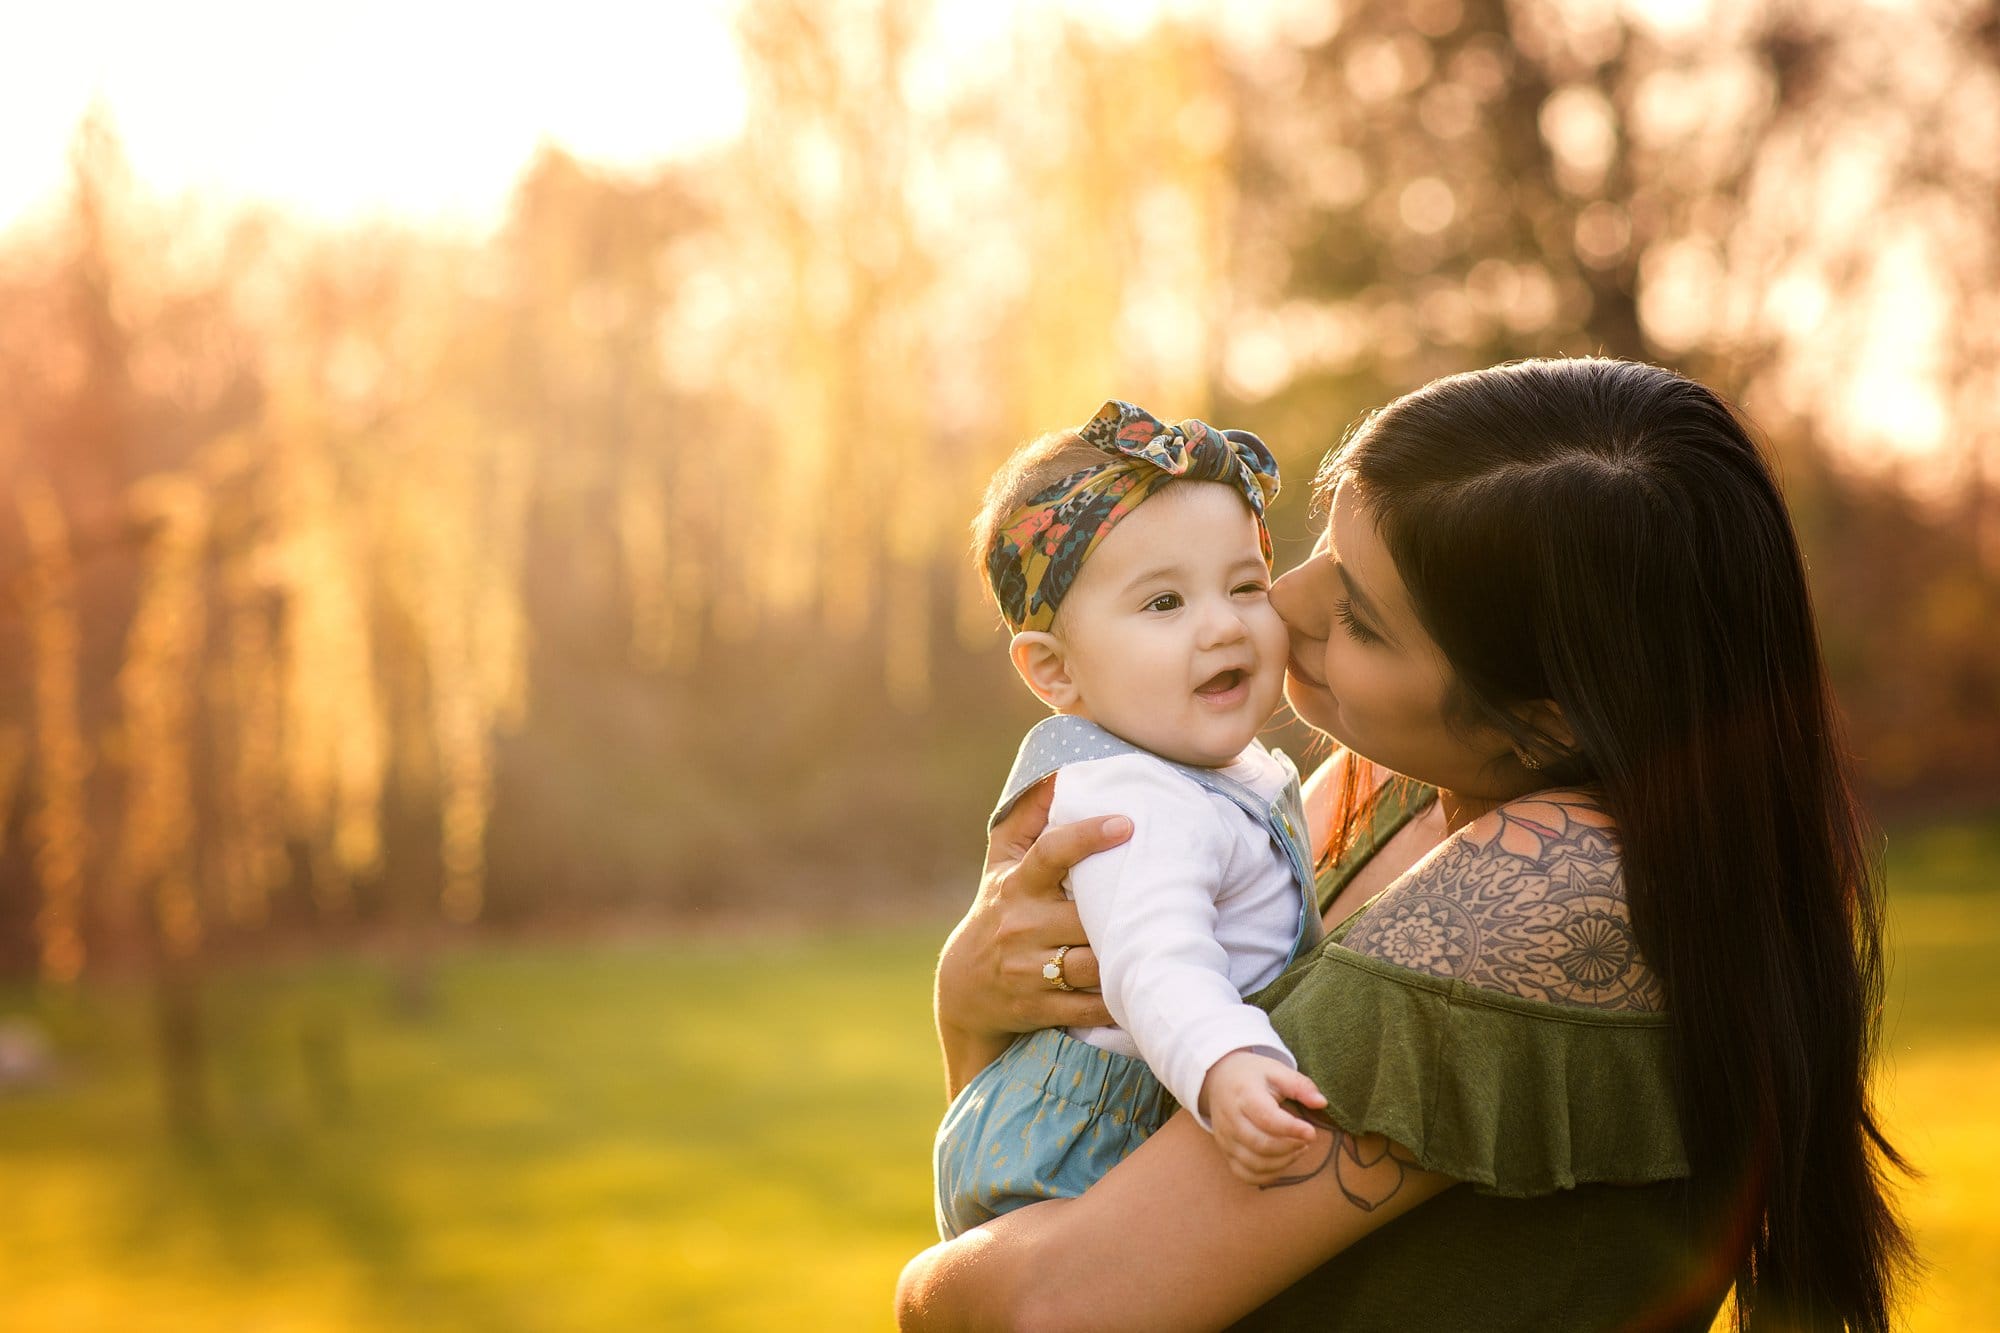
[898,359,1912,1331]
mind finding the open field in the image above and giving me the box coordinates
[1,817,1996,1331]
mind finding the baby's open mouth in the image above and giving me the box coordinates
[1196,668,1247,697]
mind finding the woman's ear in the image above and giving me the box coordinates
[1009,631,1080,711]
[1515,698,1577,755]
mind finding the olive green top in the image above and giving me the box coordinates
[1234,782,1731,1332]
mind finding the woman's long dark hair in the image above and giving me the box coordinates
[1328,359,1913,1331]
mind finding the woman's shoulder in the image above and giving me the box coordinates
[1340,788,1665,1013]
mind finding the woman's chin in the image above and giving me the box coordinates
[1282,679,1340,738]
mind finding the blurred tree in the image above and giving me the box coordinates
[1,2,1994,991]
[1225,0,2000,805]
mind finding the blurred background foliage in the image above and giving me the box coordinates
[3,0,1996,984]
[0,1,1997,1324]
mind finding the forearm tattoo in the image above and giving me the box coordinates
[1262,1103,1421,1207]
[1342,793,1664,1012]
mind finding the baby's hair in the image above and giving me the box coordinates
[969,427,1103,615]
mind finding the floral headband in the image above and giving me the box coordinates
[985,400,1280,633]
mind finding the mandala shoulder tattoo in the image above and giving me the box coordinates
[1342,791,1664,1011]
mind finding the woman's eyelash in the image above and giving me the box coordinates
[1332,597,1378,643]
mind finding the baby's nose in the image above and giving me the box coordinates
[1198,599,1250,646]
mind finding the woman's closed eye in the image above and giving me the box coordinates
[1332,596,1380,644]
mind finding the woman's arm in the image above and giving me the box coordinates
[933,777,1130,1100]
[897,1109,1456,1332]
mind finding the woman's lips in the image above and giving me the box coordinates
[1286,654,1326,689]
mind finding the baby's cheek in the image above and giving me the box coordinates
[1251,606,1291,659]
[1252,626,1288,678]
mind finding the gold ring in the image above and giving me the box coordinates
[1043,944,1076,992]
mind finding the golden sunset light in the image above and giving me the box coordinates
[0,1,1994,1329]
[2,0,748,230]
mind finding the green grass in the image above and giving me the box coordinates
[1879,818,2000,1332]
[0,928,950,1331]
[0,816,1995,1332]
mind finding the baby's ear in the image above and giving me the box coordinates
[1009,631,1079,711]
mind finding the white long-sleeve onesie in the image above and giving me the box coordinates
[1047,743,1302,1125]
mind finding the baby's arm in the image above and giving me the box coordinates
[1050,757,1322,1183]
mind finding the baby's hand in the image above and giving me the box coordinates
[1198,1049,1327,1186]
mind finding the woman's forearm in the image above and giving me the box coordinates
[899,1112,1455,1332]
[939,1027,1011,1103]
[898,1213,1050,1332]
[934,914,1014,1099]
[935,988,1015,1102]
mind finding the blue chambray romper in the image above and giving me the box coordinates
[932,715,1320,1239]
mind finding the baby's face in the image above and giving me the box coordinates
[1053,482,1289,767]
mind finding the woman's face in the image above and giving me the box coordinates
[1269,475,1521,798]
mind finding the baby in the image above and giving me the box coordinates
[933,400,1326,1240]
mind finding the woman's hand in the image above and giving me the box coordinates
[933,777,1130,1100]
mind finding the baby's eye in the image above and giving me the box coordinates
[1145,592,1183,613]
[1232,581,1269,597]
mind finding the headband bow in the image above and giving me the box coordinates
[986,400,1280,633]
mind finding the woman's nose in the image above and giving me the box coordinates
[1269,563,1321,636]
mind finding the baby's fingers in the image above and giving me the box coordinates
[1219,1106,1306,1161]
[1226,1140,1307,1186]
[1243,1089,1320,1145]
[1269,1067,1326,1111]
